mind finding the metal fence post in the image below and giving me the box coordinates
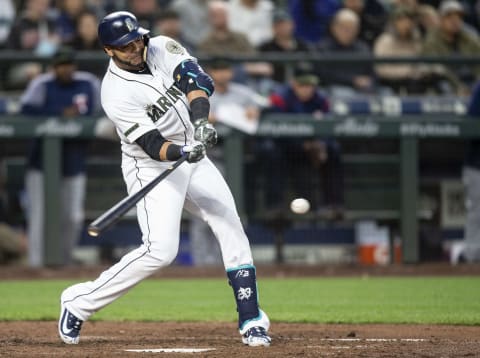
[43,135,63,266]
[223,132,244,216]
[400,137,419,263]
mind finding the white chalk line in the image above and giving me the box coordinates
[125,348,216,353]
[86,335,427,344]
[306,338,427,350]
[319,338,427,342]
[307,345,369,350]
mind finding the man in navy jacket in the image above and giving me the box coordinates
[261,64,344,219]
[21,47,101,267]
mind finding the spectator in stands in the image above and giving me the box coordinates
[152,9,194,53]
[6,0,59,55]
[198,0,255,56]
[392,0,419,11]
[127,0,159,30]
[317,8,375,95]
[373,6,430,94]
[198,0,272,84]
[461,79,480,263]
[69,10,102,51]
[0,0,15,49]
[422,0,480,93]
[69,10,104,77]
[258,9,311,83]
[5,0,58,89]
[417,4,440,38]
[170,0,211,47]
[20,48,101,267]
[7,0,59,56]
[56,0,88,44]
[189,59,267,265]
[227,0,274,47]
[261,63,344,219]
[342,0,388,47]
[85,0,123,19]
[288,0,340,45]
[207,59,267,130]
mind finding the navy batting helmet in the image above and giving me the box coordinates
[98,11,149,47]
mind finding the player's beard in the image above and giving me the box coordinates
[113,49,145,71]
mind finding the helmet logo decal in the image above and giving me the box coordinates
[125,18,135,32]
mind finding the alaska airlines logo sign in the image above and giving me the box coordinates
[257,122,315,136]
[35,118,82,136]
[334,118,379,137]
[400,123,460,137]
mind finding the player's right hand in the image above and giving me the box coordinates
[181,142,206,163]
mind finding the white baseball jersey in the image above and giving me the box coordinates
[61,36,268,335]
[101,36,196,160]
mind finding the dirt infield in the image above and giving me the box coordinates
[1,263,480,357]
[1,321,479,357]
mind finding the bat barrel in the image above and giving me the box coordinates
[87,201,130,236]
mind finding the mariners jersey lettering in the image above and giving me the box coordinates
[146,85,184,122]
[100,36,195,159]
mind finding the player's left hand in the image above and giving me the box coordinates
[193,118,217,148]
[182,141,206,163]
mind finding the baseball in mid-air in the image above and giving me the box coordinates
[290,198,310,214]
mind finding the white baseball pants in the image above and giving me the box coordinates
[62,157,253,321]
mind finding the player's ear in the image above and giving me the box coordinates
[104,46,114,57]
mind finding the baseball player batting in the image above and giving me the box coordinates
[58,11,271,347]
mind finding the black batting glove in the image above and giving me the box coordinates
[193,118,217,148]
[181,141,206,163]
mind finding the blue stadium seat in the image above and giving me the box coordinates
[331,96,468,116]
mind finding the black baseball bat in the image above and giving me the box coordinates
[87,155,188,237]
